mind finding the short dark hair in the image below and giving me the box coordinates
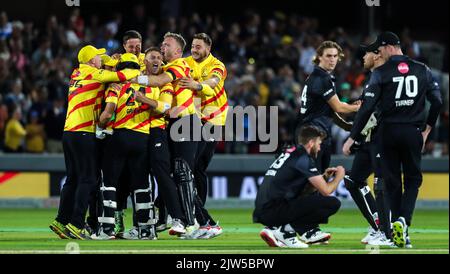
[298,126,327,145]
[144,46,161,55]
[193,33,212,47]
[313,41,344,65]
[164,32,186,52]
[123,30,142,44]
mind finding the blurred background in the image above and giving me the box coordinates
[0,0,448,206]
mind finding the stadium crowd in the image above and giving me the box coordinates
[0,7,448,155]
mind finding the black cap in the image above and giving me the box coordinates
[361,31,401,53]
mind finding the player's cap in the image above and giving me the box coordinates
[119,53,139,66]
[101,54,119,67]
[116,53,140,70]
[361,31,401,53]
[78,45,106,64]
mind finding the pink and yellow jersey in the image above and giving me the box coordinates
[185,54,228,125]
[64,64,139,133]
[105,82,164,134]
[150,83,174,129]
[162,58,196,118]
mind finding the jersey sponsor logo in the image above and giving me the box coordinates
[309,168,318,172]
[398,62,410,74]
[365,92,375,98]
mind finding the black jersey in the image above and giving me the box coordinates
[298,66,337,134]
[254,145,321,210]
[350,55,442,139]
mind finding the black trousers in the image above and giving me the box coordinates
[351,140,382,181]
[101,129,150,227]
[168,114,202,170]
[195,138,217,203]
[57,131,99,229]
[380,123,423,226]
[254,195,341,235]
[193,135,218,226]
[148,127,184,221]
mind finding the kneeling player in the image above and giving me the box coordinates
[253,126,344,248]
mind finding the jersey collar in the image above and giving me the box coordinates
[196,53,214,66]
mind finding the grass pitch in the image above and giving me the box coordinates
[0,208,448,254]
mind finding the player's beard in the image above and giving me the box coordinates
[193,51,207,62]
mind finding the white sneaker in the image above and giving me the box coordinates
[300,228,331,244]
[272,227,308,249]
[168,219,186,236]
[201,223,223,239]
[259,227,286,247]
[180,226,210,240]
[122,227,139,240]
[91,227,115,240]
[367,232,396,247]
[361,227,379,244]
[392,217,408,248]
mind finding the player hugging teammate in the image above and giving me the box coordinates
[50,30,228,241]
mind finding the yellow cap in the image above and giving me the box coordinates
[101,54,119,67]
[78,45,106,64]
[119,53,140,66]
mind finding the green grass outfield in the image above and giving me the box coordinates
[0,208,448,254]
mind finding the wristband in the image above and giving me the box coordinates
[138,76,149,86]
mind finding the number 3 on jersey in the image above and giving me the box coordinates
[300,85,308,114]
[393,75,418,99]
[265,152,291,176]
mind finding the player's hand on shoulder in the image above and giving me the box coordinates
[179,77,198,90]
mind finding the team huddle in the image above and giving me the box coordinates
[49,30,227,240]
[48,28,442,249]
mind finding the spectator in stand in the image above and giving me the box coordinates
[25,110,45,153]
[4,105,26,153]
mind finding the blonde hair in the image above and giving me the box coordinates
[313,41,344,65]
[163,32,187,52]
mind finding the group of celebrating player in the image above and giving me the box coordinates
[49,30,228,240]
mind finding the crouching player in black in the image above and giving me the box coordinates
[253,126,345,248]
